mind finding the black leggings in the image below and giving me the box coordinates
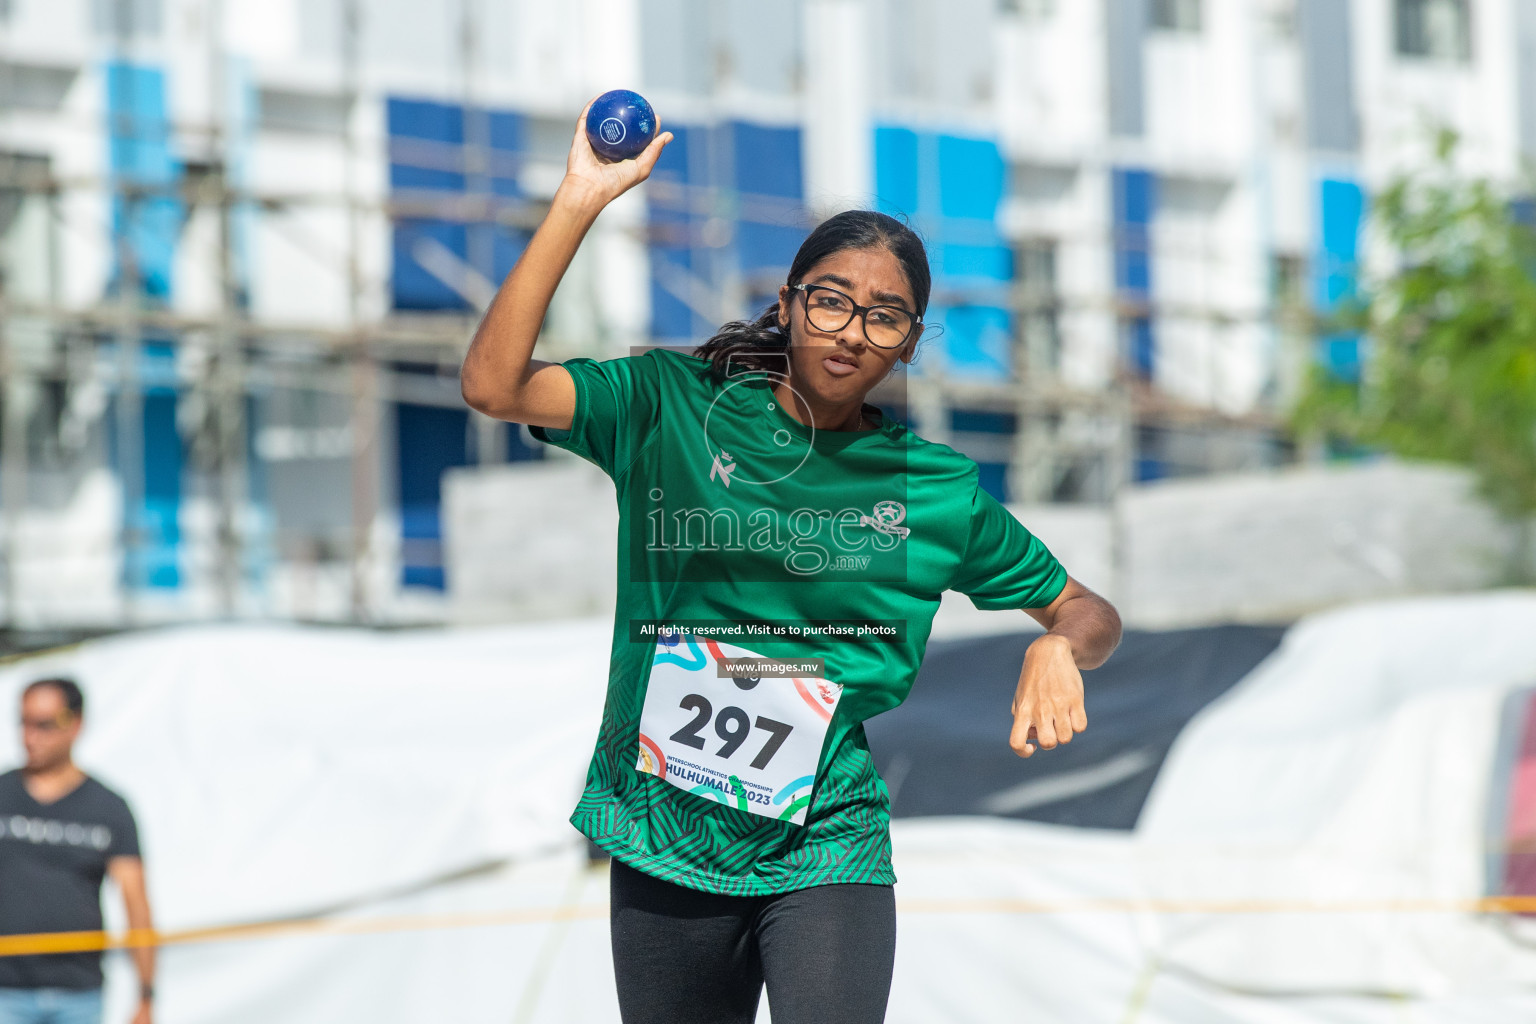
[608,859,897,1024]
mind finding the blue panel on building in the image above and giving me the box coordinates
[951,410,1014,501]
[388,98,466,191]
[106,62,181,302]
[1127,317,1155,378]
[482,109,524,197]
[734,121,802,199]
[941,242,1013,280]
[106,65,183,589]
[139,391,182,589]
[737,221,810,275]
[735,121,808,275]
[940,305,1012,377]
[505,422,542,462]
[387,95,527,312]
[388,96,464,142]
[223,60,257,312]
[487,109,524,158]
[647,123,702,341]
[391,220,469,311]
[975,463,1008,501]
[138,337,179,392]
[874,127,921,218]
[647,118,693,185]
[396,402,470,590]
[1319,179,1363,255]
[1112,167,1157,385]
[1316,177,1364,307]
[1112,167,1155,296]
[1315,176,1366,380]
[107,382,184,592]
[874,128,1012,380]
[244,395,266,507]
[1116,168,1156,228]
[646,120,810,340]
[1316,334,1364,380]
[106,64,176,179]
[241,390,273,584]
[385,96,538,583]
[951,409,1017,433]
[490,227,524,280]
[937,135,1005,221]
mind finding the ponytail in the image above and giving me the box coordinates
[693,304,791,380]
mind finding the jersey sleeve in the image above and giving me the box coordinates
[528,354,661,479]
[107,795,141,859]
[948,484,1068,610]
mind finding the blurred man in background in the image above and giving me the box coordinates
[0,679,155,1024]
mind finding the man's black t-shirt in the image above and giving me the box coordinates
[0,769,141,990]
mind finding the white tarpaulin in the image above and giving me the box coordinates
[0,620,617,1024]
[1,592,1535,1021]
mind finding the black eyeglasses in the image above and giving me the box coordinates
[790,284,920,349]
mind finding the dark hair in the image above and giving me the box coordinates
[694,210,932,379]
[24,677,85,719]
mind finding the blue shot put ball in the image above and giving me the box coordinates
[585,89,658,162]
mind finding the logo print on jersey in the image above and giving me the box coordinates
[710,450,737,487]
[860,500,910,539]
[702,370,814,487]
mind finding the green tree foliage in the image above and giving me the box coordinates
[1293,132,1536,519]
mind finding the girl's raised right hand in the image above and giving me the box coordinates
[560,96,674,208]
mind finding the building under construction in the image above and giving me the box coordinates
[0,0,1529,626]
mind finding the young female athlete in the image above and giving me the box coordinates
[461,98,1122,1024]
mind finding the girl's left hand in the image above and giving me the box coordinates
[1008,634,1087,757]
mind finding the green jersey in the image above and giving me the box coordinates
[531,348,1065,895]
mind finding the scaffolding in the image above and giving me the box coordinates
[0,0,1293,631]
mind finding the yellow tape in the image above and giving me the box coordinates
[4,895,1536,959]
[896,896,1536,915]
[0,907,607,958]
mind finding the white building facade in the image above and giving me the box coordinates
[0,0,1529,625]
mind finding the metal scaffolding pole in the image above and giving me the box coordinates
[0,0,1295,629]
[208,0,247,617]
[0,305,29,627]
[111,0,145,621]
[343,0,379,622]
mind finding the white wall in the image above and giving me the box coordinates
[996,2,1108,160]
[802,0,874,215]
[1355,0,1524,184]
[441,458,1527,632]
[1142,0,1254,171]
[3,468,124,627]
[442,459,619,624]
[1119,460,1524,627]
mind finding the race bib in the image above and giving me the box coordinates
[636,633,842,826]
